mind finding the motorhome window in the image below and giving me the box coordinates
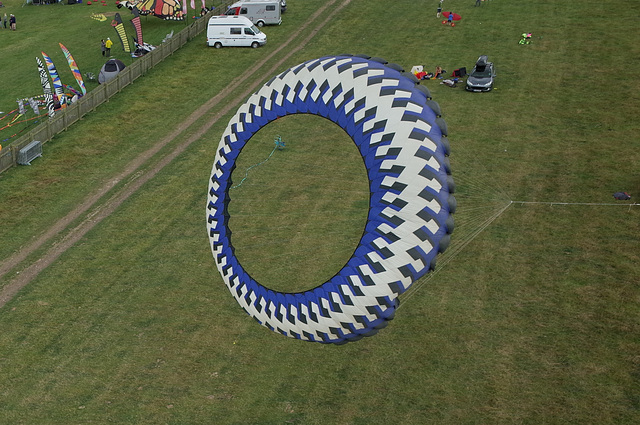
[240,7,247,14]
[225,9,235,15]
[266,5,275,10]
[244,27,256,35]
[230,27,242,35]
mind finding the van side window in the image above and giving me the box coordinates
[230,27,241,35]
[266,5,275,11]
[240,7,247,14]
[244,27,256,35]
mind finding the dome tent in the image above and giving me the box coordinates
[98,58,126,84]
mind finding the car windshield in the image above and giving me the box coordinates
[472,66,491,78]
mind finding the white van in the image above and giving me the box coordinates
[224,1,281,27]
[206,16,267,48]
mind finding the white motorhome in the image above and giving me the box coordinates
[224,0,282,27]
[206,16,267,48]
[243,0,286,13]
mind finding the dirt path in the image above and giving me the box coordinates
[0,0,352,308]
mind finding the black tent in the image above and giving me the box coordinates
[98,59,126,84]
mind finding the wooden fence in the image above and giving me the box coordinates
[0,2,234,175]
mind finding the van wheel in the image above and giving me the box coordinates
[251,41,259,49]
[256,21,264,27]
[214,42,222,49]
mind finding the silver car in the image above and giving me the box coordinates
[465,55,496,92]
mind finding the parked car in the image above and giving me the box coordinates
[465,55,496,92]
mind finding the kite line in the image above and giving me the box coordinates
[400,197,638,305]
[510,200,639,208]
[231,136,285,189]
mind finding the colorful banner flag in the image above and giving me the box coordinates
[35,57,55,118]
[59,43,86,96]
[112,13,131,53]
[129,7,144,45]
[42,51,66,108]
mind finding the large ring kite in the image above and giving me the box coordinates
[207,55,455,344]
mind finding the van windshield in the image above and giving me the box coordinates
[248,25,261,35]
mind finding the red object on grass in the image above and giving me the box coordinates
[442,11,462,21]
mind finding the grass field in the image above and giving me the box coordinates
[0,0,639,423]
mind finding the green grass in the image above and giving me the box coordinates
[0,0,639,423]
[229,114,369,293]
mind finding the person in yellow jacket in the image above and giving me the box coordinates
[105,38,113,57]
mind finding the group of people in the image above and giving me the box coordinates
[100,38,113,57]
[414,66,446,81]
[436,1,454,25]
[1,13,17,31]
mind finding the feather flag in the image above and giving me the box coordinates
[36,57,55,118]
[59,43,86,96]
[28,98,40,115]
[111,13,131,53]
[42,51,66,108]
[190,0,195,11]
[17,99,26,116]
[129,7,144,45]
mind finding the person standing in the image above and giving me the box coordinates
[101,39,106,56]
[3,13,7,29]
[437,3,442,18]
[105,38,113,57]
[475,0,481,6]
[9,13,15,31]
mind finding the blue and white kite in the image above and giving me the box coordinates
[207,55,456,344]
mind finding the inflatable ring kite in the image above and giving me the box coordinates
[207,55,455,344]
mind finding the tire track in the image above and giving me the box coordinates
[0,0,352,308]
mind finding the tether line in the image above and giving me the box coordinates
[232,136,285,189]
[400,200,513,306]
[511,200,639,207]
[400,197,638,305]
